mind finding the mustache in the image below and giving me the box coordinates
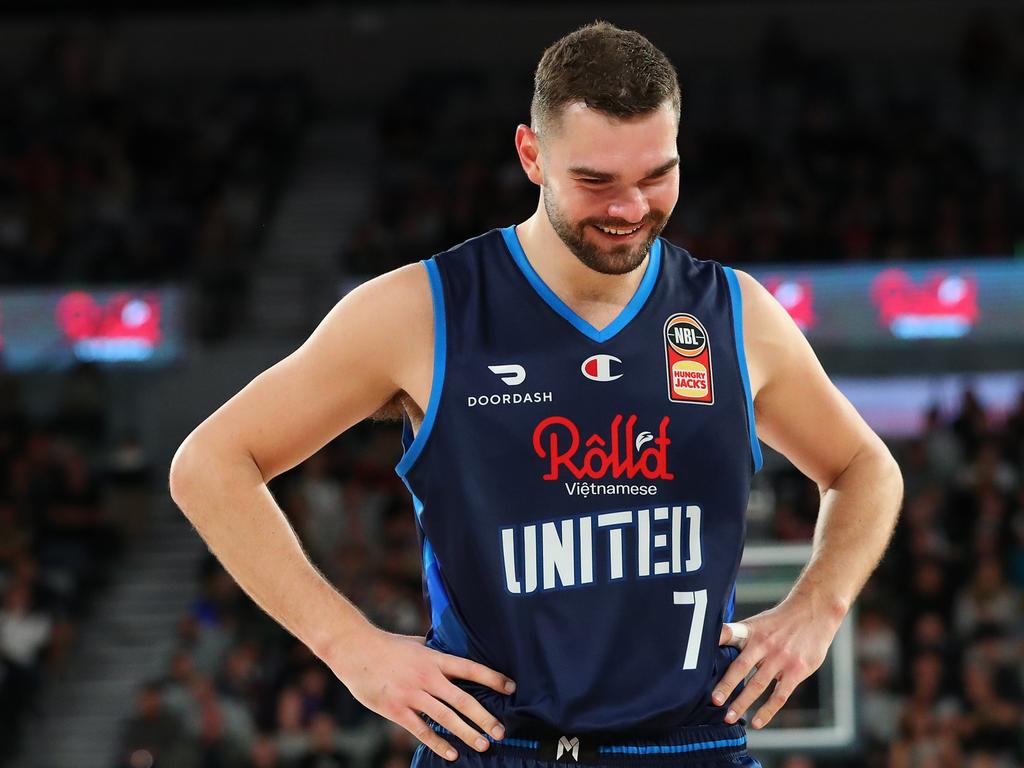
[582,213,664,230]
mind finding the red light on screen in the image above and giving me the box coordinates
[870,269,979,339]
[763,278,816,331]
[55,291,162,345]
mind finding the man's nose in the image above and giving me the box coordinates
[607,188,650,223]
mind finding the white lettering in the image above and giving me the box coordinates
[597,511,633,580]
[523,524,537,593]
[499,504,703,594]
[501,528,520,593]
[467,391,555,407]
[579,516,593,584]
[542,520,575,589]
[563,482,658,496]
[686,505,702,572]
[673,589,708,669]
[637,508,650,577]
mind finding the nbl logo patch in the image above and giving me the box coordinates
[663,313,714,404]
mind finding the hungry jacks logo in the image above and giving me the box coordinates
[664,313,714,404]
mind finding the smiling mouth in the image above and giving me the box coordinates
[593,222,645,238]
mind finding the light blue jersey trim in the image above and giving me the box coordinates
[722,267,763,474]
[599,736,747,755]
[399,477,469,656]
[500,225,662,343]
[395,258,446,478]
[428,721,539,748]
[425,722,745,754]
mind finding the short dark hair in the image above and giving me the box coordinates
[531,21,681,137]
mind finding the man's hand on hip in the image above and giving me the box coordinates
[328,626,516,761]
[713,592,845,729]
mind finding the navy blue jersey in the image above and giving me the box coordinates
[396,225,762,736]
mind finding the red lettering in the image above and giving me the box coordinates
[533,415,674,481]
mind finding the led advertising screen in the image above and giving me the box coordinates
[743,258,1024,346]
[0,287,186,371]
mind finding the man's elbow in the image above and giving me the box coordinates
[168,432,209,506]
[861,441,904,513]
[881,446,904,510]
[819,439,903,500]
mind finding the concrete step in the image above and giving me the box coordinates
[246,118,373,336]
[15,496,206,768]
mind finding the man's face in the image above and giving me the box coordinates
[538,101,679,275]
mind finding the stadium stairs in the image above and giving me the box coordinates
[246,117,375,339]
[13,495,204,768]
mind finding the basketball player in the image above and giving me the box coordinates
[170,21,903,768]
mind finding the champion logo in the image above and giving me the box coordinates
[556,736,580,761]
[488,364,526,386]
[581,354,622,382]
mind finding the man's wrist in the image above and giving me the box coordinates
[313,611,379,673]
[788,582,850,628]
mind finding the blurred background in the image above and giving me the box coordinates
[0,2,1022,767]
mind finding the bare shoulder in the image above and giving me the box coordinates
[325,260,435,415]
[729,269,799,401]
[343,260,432,322]
[345,261,435,418]
[729,268,888,488]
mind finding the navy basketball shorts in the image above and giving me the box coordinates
[414,719,763,768]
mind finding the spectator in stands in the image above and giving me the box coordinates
[955,661,1020,759]
[953,560,1020,638]
[0,578,54,693]
[858,656,903,747]
[298,711,349,768]
[182,672,256,768]
[273,685,311,765]
[368,723,417,768]
[246,733,284,768]
[115,681,187,768]
[888,706,962,767]
[905,651,961,726]
[218,640,267,718]
[163,647,199,719]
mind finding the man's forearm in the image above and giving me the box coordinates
[788,445,904,622]
[169,444,373,665]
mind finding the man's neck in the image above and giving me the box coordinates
[515,210,650,325]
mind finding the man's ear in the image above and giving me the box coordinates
[515,124,544,187]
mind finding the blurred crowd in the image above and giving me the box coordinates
[770,390,1024,768]
[115,418,421,768]
[113,390,1024,768]
[0,366,151,762]
[0,25,312,339]
[342,13,1024,274]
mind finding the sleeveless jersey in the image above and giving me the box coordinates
[396,225,763,736]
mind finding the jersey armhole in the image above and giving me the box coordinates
[722,266,764,474]
[395,258,447,478]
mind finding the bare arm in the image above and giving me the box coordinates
[169,264,425,657]
[169,262,512,760]
[741,269,904,620]
[713,269,903,728]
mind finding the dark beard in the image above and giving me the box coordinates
[544,192,667,276]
